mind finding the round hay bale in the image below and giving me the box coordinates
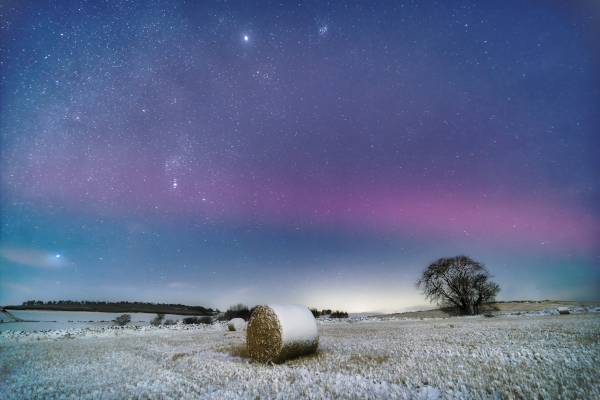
[557,307,570,315]
[246,304,318,363]
[228,318,246,331]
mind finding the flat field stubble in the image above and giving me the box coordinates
[0,314,599,398]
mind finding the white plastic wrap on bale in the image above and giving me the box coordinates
[228,318,246,331]
[246,304,318,363]
[557,307,570,315]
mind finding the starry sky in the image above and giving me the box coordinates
[1,0,599,313]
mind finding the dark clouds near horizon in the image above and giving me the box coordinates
[1,0,599,312]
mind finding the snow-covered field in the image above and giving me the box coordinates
[0,310,199,332]
[1,313,599,399]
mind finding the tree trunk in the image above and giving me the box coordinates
[458,298,473,315]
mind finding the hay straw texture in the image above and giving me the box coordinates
[246,304,319,363]
[228,318,246,331]
[557,307,570,315]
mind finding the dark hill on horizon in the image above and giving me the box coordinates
[377,300,600,319]
[3,301,215,316]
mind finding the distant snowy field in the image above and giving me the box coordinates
[0,310,383,332]
[0,310,199,332]
[1,313,599,399]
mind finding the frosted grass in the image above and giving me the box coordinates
[1,314,598,399]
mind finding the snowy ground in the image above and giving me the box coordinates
[0,310,201,332]
[1,313,599,399]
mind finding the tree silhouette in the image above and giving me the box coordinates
[114,314,131,326]
[223,304,253,321]
[415,255,500,315]
[150,313,165,326]
[330,310,348,318]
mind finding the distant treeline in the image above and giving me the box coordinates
[220,305,348,321]
[11,300,216,315]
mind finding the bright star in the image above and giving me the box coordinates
[56,255,60,258]
[244,36,248,41]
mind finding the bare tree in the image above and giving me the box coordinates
[114,314,131,326]
[150,313,165,326]
[415,255,500,315]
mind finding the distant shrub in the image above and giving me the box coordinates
[183,316,200,324]
[330,311,348,318]
[183,316,213,324]
[114,314,131,326]
[321,309,332,315]
[150,313,165,326]
[310,308,321,318]
[163,319,176,325]
[224,304,253,321]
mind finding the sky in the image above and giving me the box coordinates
[1,0,599,313]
